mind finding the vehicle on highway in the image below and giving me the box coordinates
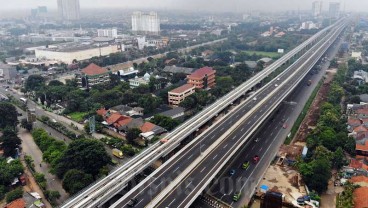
[242,161,250,169]
[233,192,241,202]
[112,148,123,159]
[274,84,278,87]
[277,78,280,81]
[254,138,259,143]
[282,123,288,129]
[20,97,27,104]
[229,169,235,176]
[253,155,260,164]
[127,198,138,207]
[253,97,257,101]
[307,80,312,86]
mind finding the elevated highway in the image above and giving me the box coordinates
[111,19,347,208]
[60,19,344,208]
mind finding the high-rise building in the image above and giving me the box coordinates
[131,11,160,34]
[57,0,80,21]
[329,2,340,18]
[312,1,323,18]
[97,28,118,38]
[31,6,48,18]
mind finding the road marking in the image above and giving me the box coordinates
[213,154,218,160]
[251,145,255,150]
[173,167,179,173]
[259,147,263,152]
[247,121,251,125]
[187,154,193,160]
[260,109,263,113]
[200,167,206,173]
[270,132,274,136]
[223,144,228,149]
[185,181,192,189]
[241,127,244,132]
[220,127,224,131]
[168,199,176,207]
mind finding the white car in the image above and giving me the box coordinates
[253,97,257,101]
[277,78,280,81]
[275,84,278,87]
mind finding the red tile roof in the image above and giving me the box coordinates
[82,63,108,76]
[354,187,368,208]
[169,84,195,94]
[354,125,368,132]
[106,113,130,125]
[140,122,156,133]
[350,158,363,169]
[351,176,368,184]
[361,118,368,123]
[115,117,133,127]
[5,198,26,208]
[188,67,215,79]
[356,140,368,151]
[357,108,368,115]
[348,118,362,126]
[96,108,108,116]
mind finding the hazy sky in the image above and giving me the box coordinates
[0,0,366,12]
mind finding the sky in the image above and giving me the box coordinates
[0,0,367,12]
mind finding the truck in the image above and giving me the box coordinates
[307,80,312,86]
[112,148,123,159]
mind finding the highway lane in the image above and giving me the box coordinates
[151,22,346,208]
[109,21,345,208]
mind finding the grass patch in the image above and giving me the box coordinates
[285,79,323,144]
[68,112,88,123]
[244,50,281,58]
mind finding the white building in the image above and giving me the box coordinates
[35,42,123,64]
[129,73,151,88]
[132,11,160,34]
[57,0,80,20]
[97,28,118,38]
[312,1,323,18]
[329,2,340,18]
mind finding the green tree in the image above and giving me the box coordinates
[5,188,23,203]
[333,147,345,169]
[0,128,21,157]
[25,75,45,92]
[299,158,331,193]
[138,95,161,114]
[126,128,142,144]
[0,158,23,186]
[62,169,93,194]
[0,102,18,129]
[56,139,111,178]
[150,114,180,131]
[20,118,33,131]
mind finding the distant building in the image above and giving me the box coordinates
[353,70,368,84]
[312,1,323,18]
[168,84,196,107]
[76,63,110,88]
[260,191,284,208]
[132,11,160,34]
[352,51,362,61]
[159,107,185,120]
[31,6,48,18]
[329,2,340,18]
[57,0,80,20]
[97,28,118,38]
[187,67,216,89]
[162,66,195,75]
[129,73,151,88]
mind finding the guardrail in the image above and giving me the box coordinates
[59,20,343,208]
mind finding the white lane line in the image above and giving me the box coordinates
[241,127,244,132]
[185,182,192,189]
[259,147,263,152]
[200,167,206,173]
[247,121,251,125]
[251,145,255,150]
[213,154,218,160]
[259,109,263,113]
[270,132,274,136]
[223,144,228,149]
[187,154,193,160]
[168,199,176,207]
[220,127,224,131]
[173,166,179,173]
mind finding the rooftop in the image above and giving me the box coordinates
[354,187,368,208]
[169,84,195,94]
[356,140,368,151]
[82,63,109,76]
[5,198,26,208]
[188,67,215,79]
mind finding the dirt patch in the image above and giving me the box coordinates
[293,69,337,143]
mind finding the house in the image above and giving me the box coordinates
[275,32,286,38]
[187,67,216,89]
[244,61,257,69]
[258,57,273,66]
[354,187,368,208]
[4,198,26,208]
[159,107,185,120]
[162,66,195,75]
[201,50,214,58]
[164,58,177,66]
[112,67,138,81]
[356,140,368,156]
[76,63,110,88]
[168,84,196,107]
[352,51,362,61]
[129,73,150,88]
[110,105,144,116]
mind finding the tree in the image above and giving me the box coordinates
[333,147,345,169]
[5,188,23,203]
[48,80,64,87]
[150,115,180,131]
[0,158,23,187]
[56,139,111,178]
[0,128,21,157]
[126,128,142,144]
[0,102,18,129]
[299,158,331,193]
[44,190,61,203]
[138,95,161,114]
[62,169,93,194]
[24,75,45,92]
[20,118,33,131]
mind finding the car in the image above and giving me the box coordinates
[254,138,259,142]
[277,78,280,81]
[229,169,236,176]
[127,198,138,207]
[242,161,250,169]
[274,84,278,87]
[253,155,260,164]
[233,192,241,201]
[282,123,288,129]
[253,97,257,101]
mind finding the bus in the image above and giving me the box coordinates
[20,97,27,104]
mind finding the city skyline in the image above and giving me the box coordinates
[0,0,366,12]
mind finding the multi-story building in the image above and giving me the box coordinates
[76,63,110,88]
[312,1,323,18]
[329,2,340,18]
[132,11,160,34]
[187,67,216,89]
[97,28,118,38]
[57,0,80,20]
[168,84,196,107]
[129,73,151,88]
